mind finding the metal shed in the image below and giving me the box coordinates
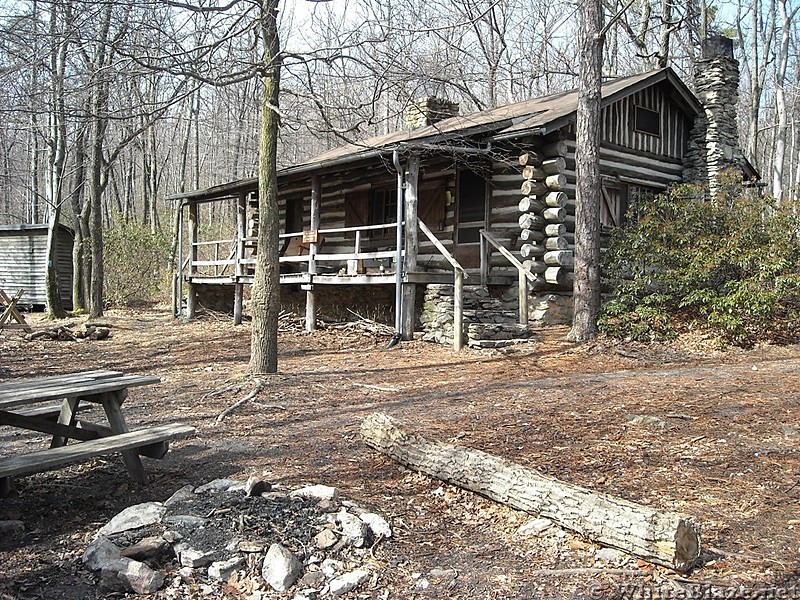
[0,224,74,310]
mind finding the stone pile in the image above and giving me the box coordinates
[82,479,391,598]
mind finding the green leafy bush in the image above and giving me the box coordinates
[599,178,800,346]
[104,220,172,307]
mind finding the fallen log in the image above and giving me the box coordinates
[361,412,701,572]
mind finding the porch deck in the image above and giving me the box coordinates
[185,270,512,287]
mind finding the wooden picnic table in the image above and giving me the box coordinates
[0,370,195,495]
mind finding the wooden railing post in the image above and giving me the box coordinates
[186,201,199,320]
[234,192,247,325]
[518,267,529,326]
[480,232,488,286]
[305,175,321,332]
[454,269,464,351]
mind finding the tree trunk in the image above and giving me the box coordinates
[361,412,701,573]
[249,0,282,374]
[44,2,70,319]
[568,0,604,343]
[87,3,114,318]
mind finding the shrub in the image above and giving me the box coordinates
[599,178,800,346]
[104,220,172,307]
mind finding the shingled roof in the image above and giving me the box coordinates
[167,67,700,202]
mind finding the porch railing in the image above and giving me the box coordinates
[183,222,403,279]
[479,229,537,326]
[418,218,468,351]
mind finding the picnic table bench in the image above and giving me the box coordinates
[0,370,195,494]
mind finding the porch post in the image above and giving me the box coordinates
[518,268,529,326]
[453,269,464,351]
[401,155,420,340]
[173,201,184,317]
[305,174,321,332]
[186,200,199,320]
[234,192,247,325]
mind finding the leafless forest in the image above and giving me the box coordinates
[0,0,797,270]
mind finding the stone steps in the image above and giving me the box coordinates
[422,283,537,347]
[467,322,535,349]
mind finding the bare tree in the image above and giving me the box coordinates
[771,0,798,202]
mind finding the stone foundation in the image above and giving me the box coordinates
[194,284,236,314]
[421,283,573,346]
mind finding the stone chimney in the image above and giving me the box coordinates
[683,35,743,194]
[405,97,460,129]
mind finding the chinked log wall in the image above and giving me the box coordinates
[489,141,684,287]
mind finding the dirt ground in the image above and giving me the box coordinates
[0,308,798,599]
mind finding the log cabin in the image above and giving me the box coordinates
[167,38,756,349]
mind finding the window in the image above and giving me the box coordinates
[634,105,660,136]
[600,183,658,230]
[626,185,656,223]
[600,185,625,230]
[344,188,397,238]
[369,189,398,226]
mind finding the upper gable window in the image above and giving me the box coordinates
[634,105,660,136]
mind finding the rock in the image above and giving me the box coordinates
[595,547,623,563]
[427,567,458,585]
[290,485,338,503]
[86,537,164,594]
[163,515,208,528]
[120,536,172,562]
[359,513,391,539]
[245,476,272,497]
[297,570,326,588]
[238,540,265,553]
[626,414,667,429]
[208,556,246,581]
[97,502,166,537]
[83,537,125,571]
[313,529,338,550]
[328,570,369,596]
[336,510,370,548]
[517,517,553,537]
[195,479,243,494]
[179,547,215,568]
[320,558,343,579]
[262,543,303,592]
[162,530,183,544]
[164,484,196,507]
[112,559,165,594]
[292,591,319,600]
[0,520,24,536]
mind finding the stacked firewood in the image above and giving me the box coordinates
[517,142,572,287]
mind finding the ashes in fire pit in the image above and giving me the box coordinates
[82,478,391,598]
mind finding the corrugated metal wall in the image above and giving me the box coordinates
[0,225,74,309]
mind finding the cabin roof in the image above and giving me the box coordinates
[0,223,74,236]
[167,67,700,202]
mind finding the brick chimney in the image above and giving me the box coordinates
[683,35,743,195]
[405,97,460,129]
